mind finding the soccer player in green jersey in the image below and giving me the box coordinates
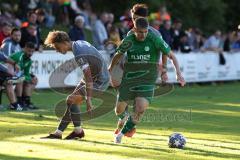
[110,3,185,139]
[109,17,182,143]
[8,42,38,110]
[128,3,185,85]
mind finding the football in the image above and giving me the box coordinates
[168,133,186,149]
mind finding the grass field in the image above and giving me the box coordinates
[0,82,240,160]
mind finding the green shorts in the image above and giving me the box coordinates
[118,84,155,103]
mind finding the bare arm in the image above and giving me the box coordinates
[108,52,124,72]
[83,67,94,113]
[5,58,20,72]
[168,51,181,75]
[168,51,185,86]
[5,58,15,65]
[161,54,168,82]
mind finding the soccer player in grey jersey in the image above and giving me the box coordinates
[43,31,109,140]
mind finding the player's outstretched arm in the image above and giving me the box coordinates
[168,51,186,87]
[108,52,123,72]
[161,54,168,83]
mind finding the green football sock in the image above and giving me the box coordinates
[121,116,136,134]
[117,110,128,120]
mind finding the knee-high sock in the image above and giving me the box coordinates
[17,96,23,105]
[23,96,30,105]
[117,109,128,120]
[57,105,72,132]
[70,104,81,127]
[121,115,136,134]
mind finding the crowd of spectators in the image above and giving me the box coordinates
[1,1,239,53]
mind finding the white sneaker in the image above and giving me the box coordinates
[16,104,24,111]
[9,103,24,111]
[114,132,123,144]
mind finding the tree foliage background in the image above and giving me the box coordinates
[1,0,239,35]
[92,0,239,35]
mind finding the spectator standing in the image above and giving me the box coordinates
[171,19,184,51]
[105,13,115,33]
[149,5,171,26]
[92,12,108,50]
[223,31,234,52]
[231,31,240,52]
[159,20,173,47]
[203,30,223,52]
[119,16,131,39]
[39,0,56,28]
[0,22,12,46]
[68,15,85,41]
[21,10,38,28]
[179,33,192,53]
[77,0,93,29]
[20,24,40,51]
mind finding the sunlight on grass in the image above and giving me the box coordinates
[1,83,240,160]
[215,102,240,107]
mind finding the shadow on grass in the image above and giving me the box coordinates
[12,139,168,160]
[11,137,240,160]
[0,124,55,140]
[185,147,240,159]
[188,137,240,146]
[0,153,57,160]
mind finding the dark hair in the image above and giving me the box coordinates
[35,8,45,16]
[135,17,149,29]
[11,28,20,35]
[25,42,35,49]
[1,22,12,28]
[27,10,37,17]
[173,18,182,24]
[131,3,148,17]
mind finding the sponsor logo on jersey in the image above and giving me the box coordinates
[131,54,150,61]
[144,46,150,51]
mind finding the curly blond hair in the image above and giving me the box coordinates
[44,30,71,47]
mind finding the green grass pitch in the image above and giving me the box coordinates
[0,82,240,160]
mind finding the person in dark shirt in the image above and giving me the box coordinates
[20,24,40,51]
[171,19,184,51]
[159,20,173,47]
[179,33,192,53]
[68,15,85,41]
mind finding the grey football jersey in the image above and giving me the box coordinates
[72,40,109,83]
[0,52,7,62]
